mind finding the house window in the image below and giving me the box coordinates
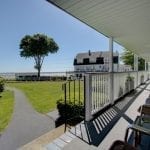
[96,57,104,64]
[74,59,77,65]
[113,56,118,64]
[83,58,89,64]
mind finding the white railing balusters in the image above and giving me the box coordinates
[85,71,149,121]
[96,75,98,110]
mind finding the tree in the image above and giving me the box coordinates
[0,77,4,93]
[121,49,134,69]
[121,49,145,71]
[20,34,59,79]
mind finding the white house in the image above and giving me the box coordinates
[73,51,132,75]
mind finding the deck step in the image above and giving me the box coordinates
[20,125,65,150]
[44,130,76,150]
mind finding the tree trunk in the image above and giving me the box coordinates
[34,55,43,81]
[38,68,41,81]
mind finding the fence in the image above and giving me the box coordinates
[85,71,149,121]
[61,79,85,130]
[0,72,68,81]
[0,71,85,81]
[63,79,84,105]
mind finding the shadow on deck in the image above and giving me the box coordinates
[68,82,150,149]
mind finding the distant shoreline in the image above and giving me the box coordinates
[0,71,73,79]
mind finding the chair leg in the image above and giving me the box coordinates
[137,131,141,145]
[134,131,141,147]
[134,131,138,147]
[125,128,129,142]
[138,132,141,145]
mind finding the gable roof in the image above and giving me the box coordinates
[76,51,118,59]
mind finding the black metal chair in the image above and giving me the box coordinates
[109,104,150,150]
[125,104,150,147]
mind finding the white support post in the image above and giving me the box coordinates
[134,54,138,71]
[134,54,138,86]
[148,62,150,80]
[85,74,92,121]
[137,56,139,86]
[109,37,114,104]
[145,60,147,71]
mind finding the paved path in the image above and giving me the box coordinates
[0,88,55,150]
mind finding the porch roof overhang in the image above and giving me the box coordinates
[47,0,150,61]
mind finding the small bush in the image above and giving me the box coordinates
[126,76,134,81]
[57,99,84,119]
[0,77,5,93]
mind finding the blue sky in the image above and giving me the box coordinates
[0,0,123,72]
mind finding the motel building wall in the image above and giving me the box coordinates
[73,50,132,78]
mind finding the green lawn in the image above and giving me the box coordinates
[0,90,14,133]
[7,81,65,113]
[7,81,84,114]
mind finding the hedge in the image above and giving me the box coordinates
[57,99,84,120]
[0,77,5,93]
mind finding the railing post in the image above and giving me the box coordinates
[64,83,67,132]
[148,62,150,80]
[145,60,147,71]
[85,74,92,121]
[134,54,138,87]
[109,37,114,104]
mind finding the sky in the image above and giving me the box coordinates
[0,0,124,73]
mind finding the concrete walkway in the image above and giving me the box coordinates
[0,88,55,150]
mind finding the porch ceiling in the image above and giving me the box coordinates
[47,0,150,61]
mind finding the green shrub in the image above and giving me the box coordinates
[57,99,84,119]
[126,76,134,81]
[0,77,5,93]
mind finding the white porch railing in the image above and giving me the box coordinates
[85,71,149,121]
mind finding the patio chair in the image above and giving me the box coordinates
[109,105,150,150]
[145,95,150,104]
[125,104,150,147]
